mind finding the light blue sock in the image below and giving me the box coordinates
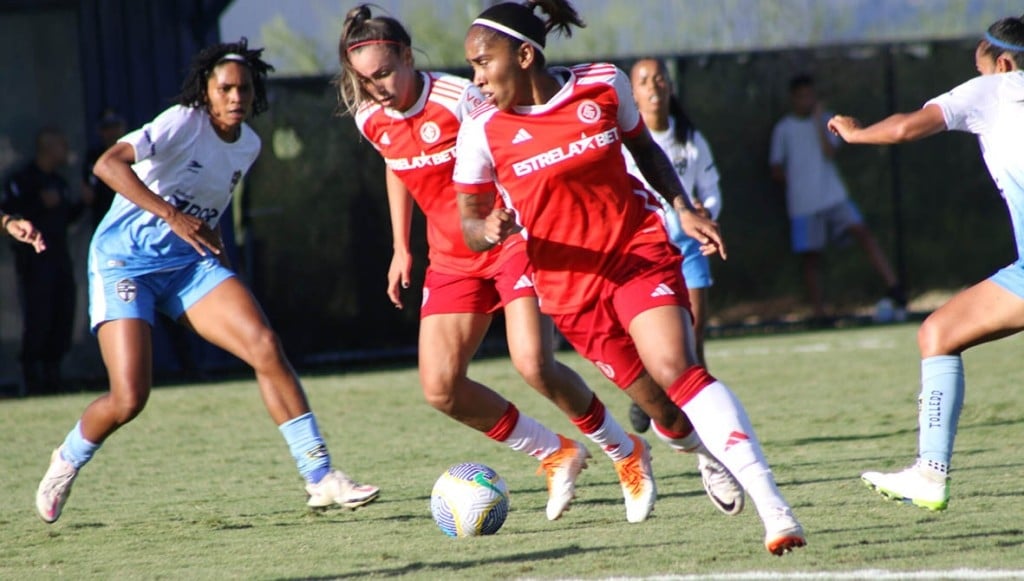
[279,412,331,484]
[60,421,101,469]
[917,355,965,474]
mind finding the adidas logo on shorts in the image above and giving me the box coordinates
[650,283,675,298]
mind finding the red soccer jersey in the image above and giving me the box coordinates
[453,63,668,314]
[356,72,503,277]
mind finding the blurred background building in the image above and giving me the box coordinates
[0,0,1019,391]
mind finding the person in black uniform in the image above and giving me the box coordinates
[1,127,81,394]
[81,109,126,229]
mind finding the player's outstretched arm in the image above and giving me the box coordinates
[93,142,222,257]
[623,129,727,260]
[828,104,946,145]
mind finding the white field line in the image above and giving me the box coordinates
[528,569,1024,581]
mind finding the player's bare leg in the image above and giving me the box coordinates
[420,310,587,520]
[864,279,1024,511]
[185,278,378,509]
[36,319,153,523]
[418,312,508,428]
[505,296,648,520]
[629,305,805,554]
[503,297,592,416]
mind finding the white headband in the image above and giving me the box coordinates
[218,53,247,63]
[472,18,544,53]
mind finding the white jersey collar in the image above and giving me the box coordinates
[511,67,574,115]
[382,71,430,119]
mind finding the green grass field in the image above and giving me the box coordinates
[3,323,1024,579]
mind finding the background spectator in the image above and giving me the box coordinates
[1,127,82,394]
[770,74,906,321]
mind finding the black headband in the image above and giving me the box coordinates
[473,3,546,51]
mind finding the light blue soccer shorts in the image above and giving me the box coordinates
[991,259,1024,299]
[676,235,713,289]
[790,199,863,253]
[88,254,234,333]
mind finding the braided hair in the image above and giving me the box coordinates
[176,37,274,117]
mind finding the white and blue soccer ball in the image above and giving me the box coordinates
[430,462,509,537]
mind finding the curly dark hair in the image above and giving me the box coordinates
[176,37,274,117]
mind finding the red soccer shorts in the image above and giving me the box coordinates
[551,239,690,389]
[420,239,536,318]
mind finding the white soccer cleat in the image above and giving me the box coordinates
[862,460,949,511]
[36,447,79,524]
[306,469,380,509]
[763,506,806,556]
[539,436,591,520]
[697,452,745,516]
[614,435,656,523]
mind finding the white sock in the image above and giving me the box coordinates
[504,414,562,460]
[651,422,707,454]
[681,380,790,518]
[581,411,634,462]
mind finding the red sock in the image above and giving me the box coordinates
[652,422,691,440]
[485,403,519,442]
[571,395,605,434]
[668,366,716,408]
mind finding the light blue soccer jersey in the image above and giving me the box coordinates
[927,72,1024,260]
[91,105,260,276]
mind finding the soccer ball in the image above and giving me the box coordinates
[430,463,510,537]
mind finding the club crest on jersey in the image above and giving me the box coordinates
[419,121,441,144]
[594,360,616,380]
[115,279,137,303]
[576,100,601,124]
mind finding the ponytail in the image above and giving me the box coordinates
[668,94,696,146]
[471,0,585,68]
[525,0,585,38]
[334,4,413,116]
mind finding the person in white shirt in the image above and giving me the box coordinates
[620,59,728,437]
[828,14,1024,512]
[771,74,905,320]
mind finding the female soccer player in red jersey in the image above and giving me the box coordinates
[453,0,805,554]
[336,4,729,523]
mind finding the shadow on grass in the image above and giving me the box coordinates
[781,416,1024,448]
[66,522,106,530]
[830,527,1024,551]
[273,543,603,580]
